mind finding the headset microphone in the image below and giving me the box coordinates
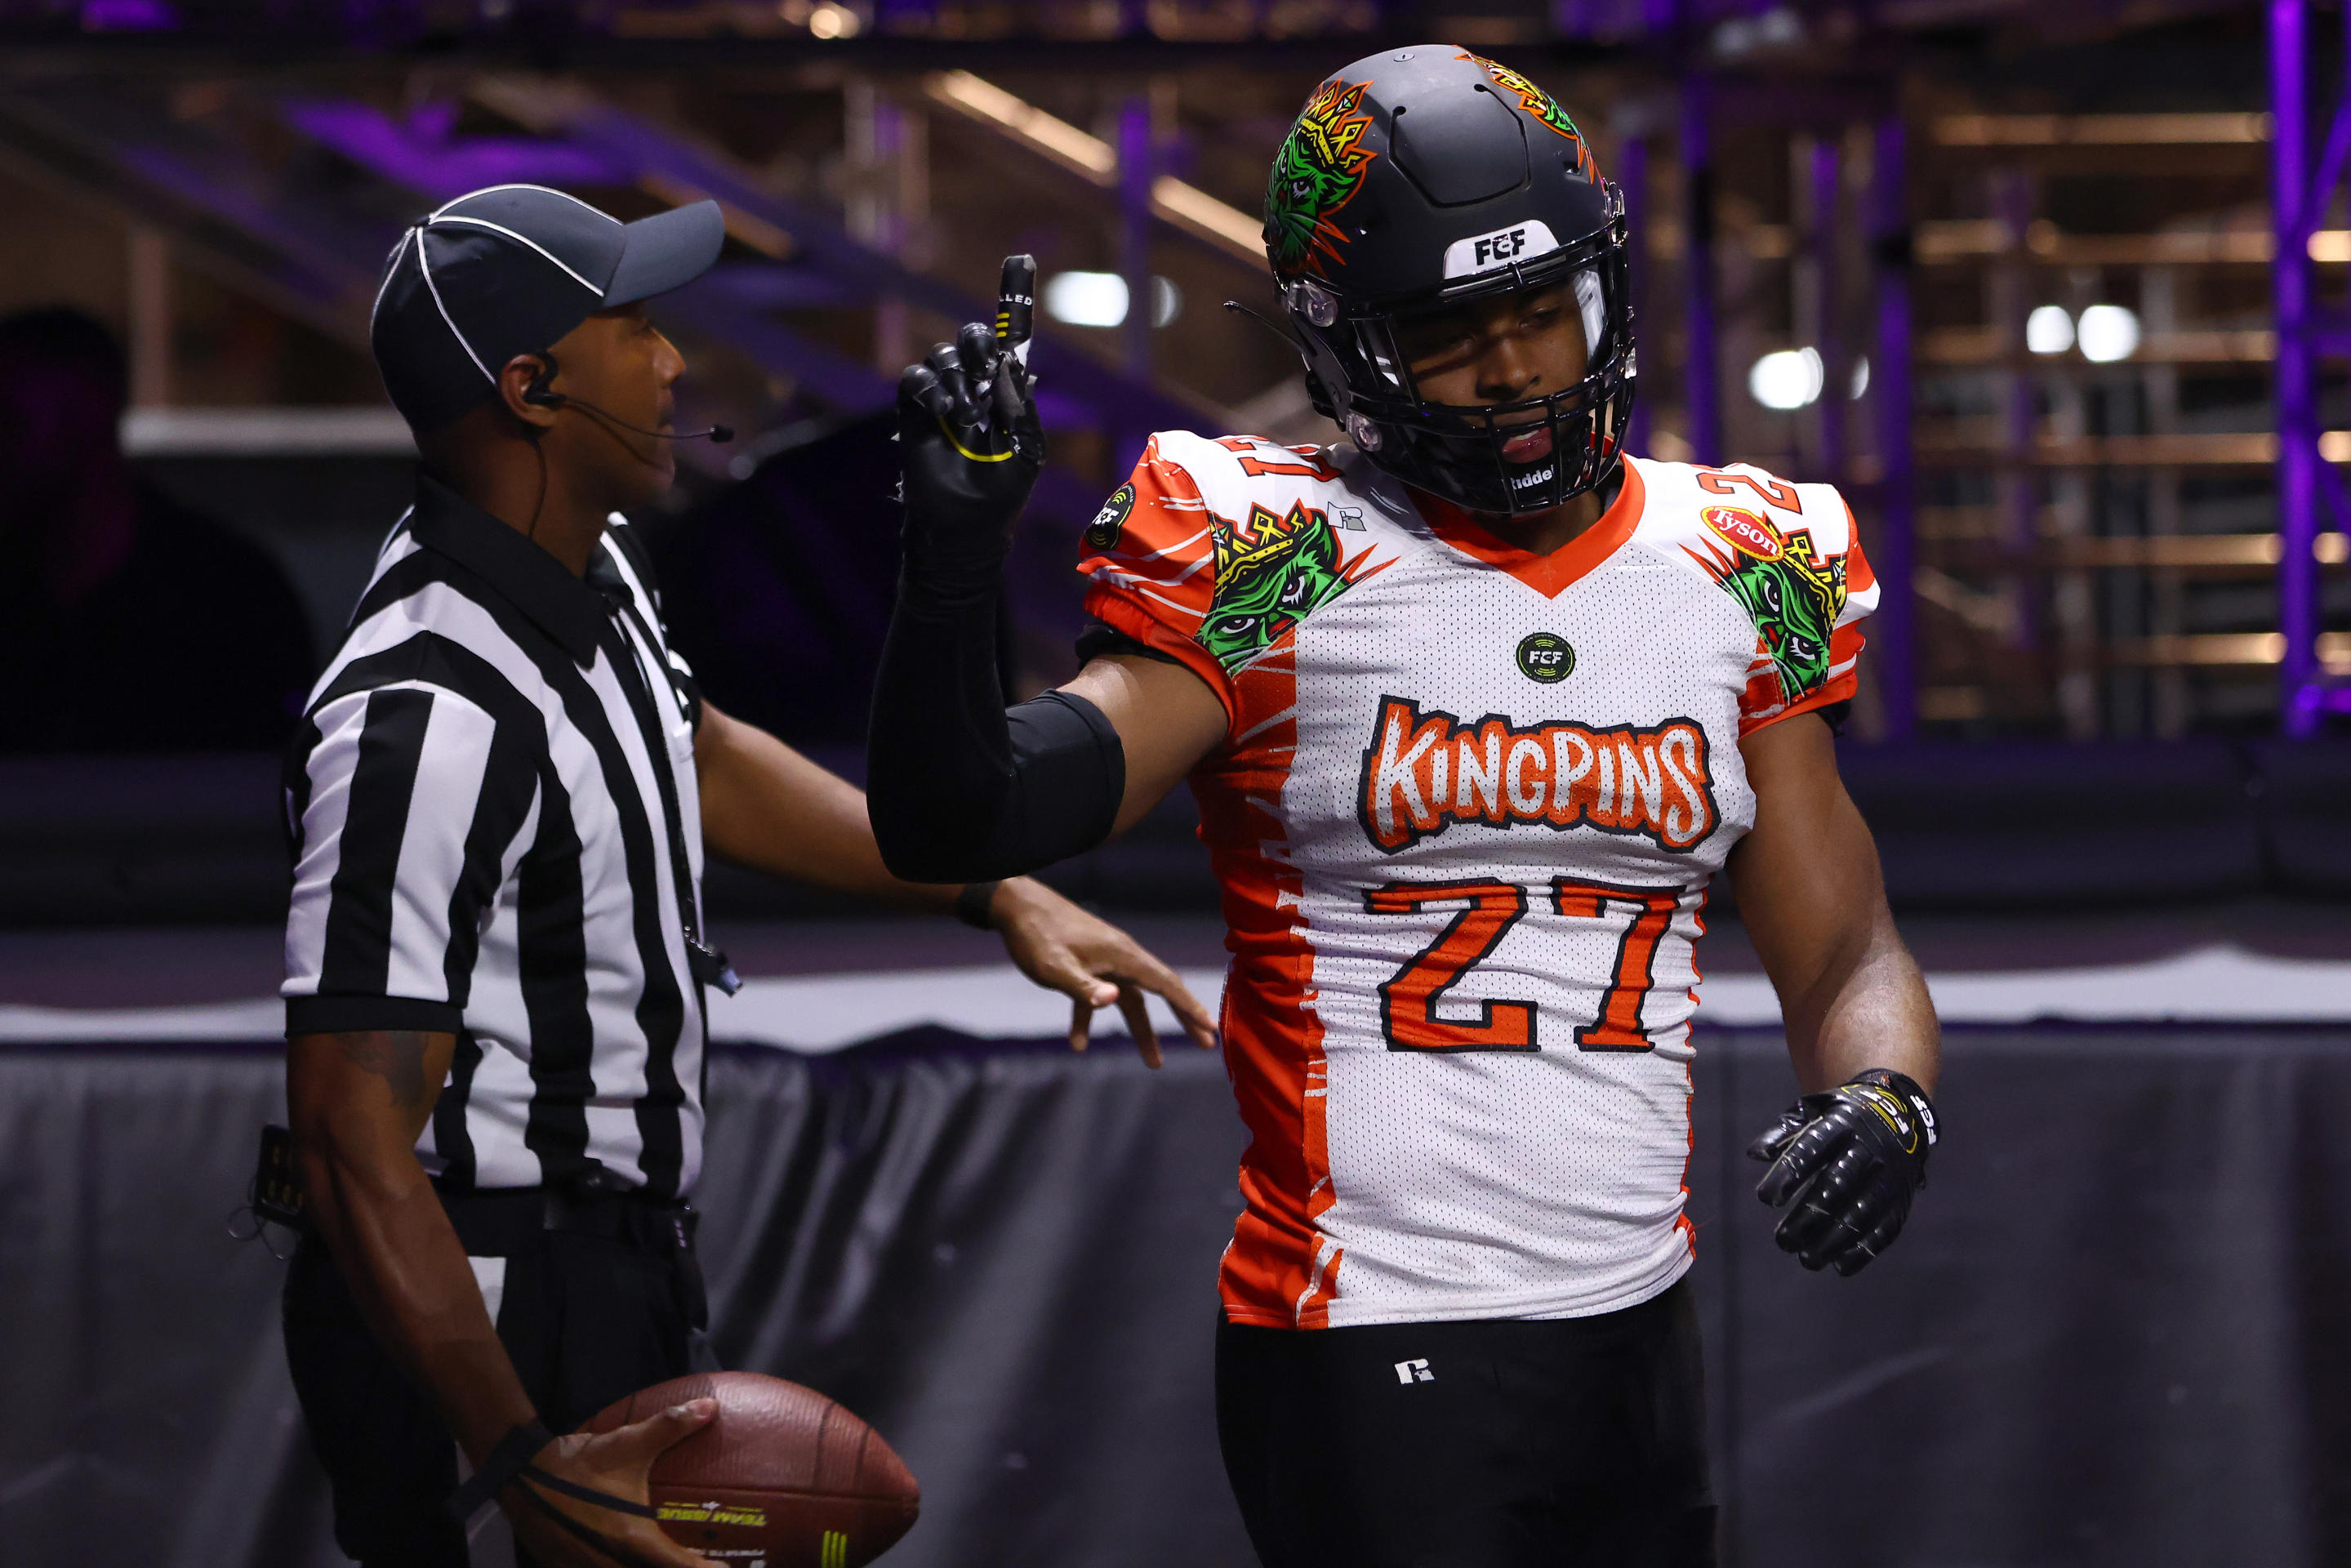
[567,396,729,443]
[520,374,732,443]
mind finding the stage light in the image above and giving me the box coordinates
[2077,304,2140,363]
[808,2,859,37]
[1748,347,1823,411]
[1044,272,1129,327]
[1042,273,1182,329]
[2027,305,2076,354]
[1850,356,1870,400]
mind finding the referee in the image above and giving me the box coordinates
[281,185,1216,1568]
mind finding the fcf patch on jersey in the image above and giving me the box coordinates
[1086,482,1138,550]
[1441,220,1560,279]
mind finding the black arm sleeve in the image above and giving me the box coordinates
[866,564,1126,884]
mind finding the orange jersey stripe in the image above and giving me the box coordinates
[1198,641,1342,1328]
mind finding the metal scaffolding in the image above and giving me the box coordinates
[56,2,2349,735]
[1663,71,1918,738]
[2273,0,2351,733]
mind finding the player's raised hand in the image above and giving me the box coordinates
[1748,1069,1937,1276]
[987,876,1218,1068]
[896,256,1045,568]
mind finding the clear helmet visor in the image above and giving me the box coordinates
[1354,262,1620,412]
[1572,265,1608,366]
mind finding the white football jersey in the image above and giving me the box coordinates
[1079,434,1877,1330]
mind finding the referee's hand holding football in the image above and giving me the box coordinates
[287,1028,722,1568]
[503,1398,721,1567]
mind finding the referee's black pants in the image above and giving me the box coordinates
[282,1185,706,1568]
[1216,1278,1717,1568]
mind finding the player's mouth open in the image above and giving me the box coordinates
[1500,424,1554,464]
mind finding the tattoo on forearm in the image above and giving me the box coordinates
[338,1031,432,1110]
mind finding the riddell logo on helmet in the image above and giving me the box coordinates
[1357,697,1716,853]
[1442,220,1561,279]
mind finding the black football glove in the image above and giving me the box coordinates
[896,255,1045,580]
[1748,1067,1937,1276]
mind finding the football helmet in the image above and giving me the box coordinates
[1261,47,1634,516]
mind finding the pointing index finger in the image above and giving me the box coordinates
[996,254,1036,361]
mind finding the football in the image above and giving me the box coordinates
[581,1371,919,1567]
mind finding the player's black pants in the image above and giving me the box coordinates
[282,1184,706,1568]
[1216,1279,1716,1568]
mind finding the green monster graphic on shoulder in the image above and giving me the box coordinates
[1263,79,1378,276]
[1198,501,1355,671]
[1709,528,1850,702]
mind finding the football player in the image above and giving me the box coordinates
[866,47,1941,1568]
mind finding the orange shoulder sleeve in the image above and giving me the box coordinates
[1075,436,1238,725]
[1738,497,1873,736]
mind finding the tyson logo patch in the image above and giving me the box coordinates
[1701,506,1783,562]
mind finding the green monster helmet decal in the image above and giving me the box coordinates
[1458,52,1601,180]
[1686,511,1850,703]
[1197,500,1367,671]
[1263,78,1378,277]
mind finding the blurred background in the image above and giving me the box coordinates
[2,1,2350,1565]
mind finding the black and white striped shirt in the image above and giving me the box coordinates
[283,475,711,1199]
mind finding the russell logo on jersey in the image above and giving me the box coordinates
[1357,696,1717,854]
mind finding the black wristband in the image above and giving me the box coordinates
[955,880,1002,930]
[447,1418,554,1523]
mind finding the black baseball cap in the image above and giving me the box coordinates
[370,185,726,434]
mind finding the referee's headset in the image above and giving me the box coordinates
[519,353,734,445]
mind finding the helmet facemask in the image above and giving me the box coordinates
[1286,184,1636,519]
